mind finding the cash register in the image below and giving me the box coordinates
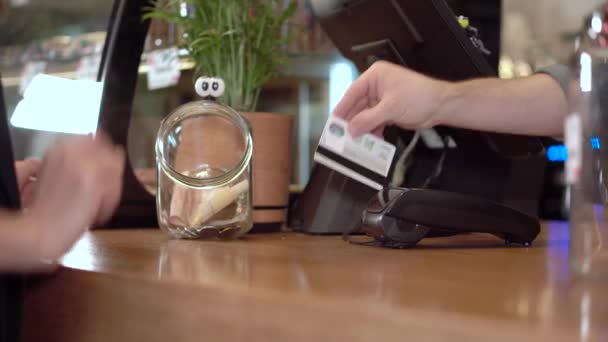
[290,0,546,243]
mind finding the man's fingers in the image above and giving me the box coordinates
[95,176,123,225]
[342,96,371,121]
[15,159,42,190]
[372,126,385,138]
[93,130,115,146]
[349,101,392,137]
[20,182,36,208]
[332,71,373,118]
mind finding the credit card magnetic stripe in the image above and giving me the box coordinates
[313,152,384,191]
[316,145,389,187]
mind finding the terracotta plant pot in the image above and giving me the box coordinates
[242,112,294,232]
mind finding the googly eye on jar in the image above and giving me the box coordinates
[155,76,253,240]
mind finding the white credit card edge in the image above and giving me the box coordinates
[319,116,396,177]
[314,152,383,191]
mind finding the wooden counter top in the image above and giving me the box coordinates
[22,222,607,341]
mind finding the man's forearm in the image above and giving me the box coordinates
[435,74,568,136]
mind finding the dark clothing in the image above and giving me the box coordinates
[536,64,570,96]
[0,77,21,342]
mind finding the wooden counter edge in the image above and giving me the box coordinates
[21,265,577,342]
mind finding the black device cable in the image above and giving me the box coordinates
[420,135,450,189]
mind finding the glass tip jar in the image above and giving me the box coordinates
[156,77,253,239]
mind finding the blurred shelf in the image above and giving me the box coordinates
[2,58,195,88]
[2,52,344,88]
[2,70,76,88]
[10,0,111,15]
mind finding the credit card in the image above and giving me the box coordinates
[314,116,396,190]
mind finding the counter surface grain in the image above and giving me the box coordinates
[21,222,607,341]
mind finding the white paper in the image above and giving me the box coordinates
[11,74,103,135]
[146,47,181,90]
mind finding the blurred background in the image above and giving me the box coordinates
[0,0,604,219]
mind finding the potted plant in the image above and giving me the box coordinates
[146,0,297,231]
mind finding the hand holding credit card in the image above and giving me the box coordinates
[314,116,396,190]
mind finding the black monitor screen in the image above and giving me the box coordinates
[0,76,21,342]
[313,0,494,79]
[447,0,501,71]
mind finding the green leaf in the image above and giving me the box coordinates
[145,0,297,111]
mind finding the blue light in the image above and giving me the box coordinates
[591,137,601,150]
[547,139,601,162]
[547,145,567,162]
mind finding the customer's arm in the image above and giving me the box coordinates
[0,134,124,273]
[0,213,47,272]
[334,61,568,137]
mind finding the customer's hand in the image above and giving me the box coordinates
[15,158,42,206]
[333,61,449,136]
[22,133,125,266]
